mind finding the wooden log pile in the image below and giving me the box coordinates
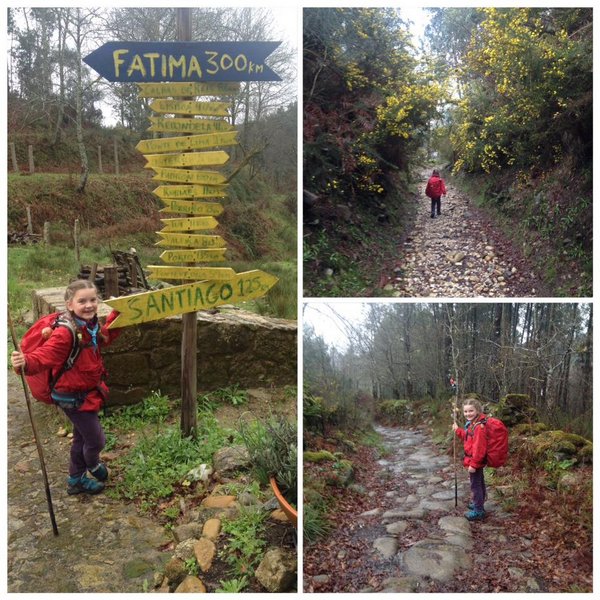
[78,250,150,298]
[8,231,42,244]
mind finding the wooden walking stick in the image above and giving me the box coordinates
[8,308,59,536]
[452,391,458,508]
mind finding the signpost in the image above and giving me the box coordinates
[84,11,282,437]
[104,270,279,327]
[158,199,224,216]
[144,150,230,169]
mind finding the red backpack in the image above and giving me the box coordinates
[20,312,81,404]
[477,417,509,468]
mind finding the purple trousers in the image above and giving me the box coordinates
[62,408,106,477]
[469,467,486,511]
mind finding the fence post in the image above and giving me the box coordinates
[104,266,119,297]
[10,142,19,173]
[26,206,33,235]
[97,145,103,174]
[74,219,81,263]
[28,145,35,174]
[113,137,120,175]
[43,221,51,245]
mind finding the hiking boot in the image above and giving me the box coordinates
[67,473,105,495]
[431,213,435,218]
[89,462,108,481]
[464,508,485,521]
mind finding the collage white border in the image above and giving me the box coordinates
[2,0,597,597]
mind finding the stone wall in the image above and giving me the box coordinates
[33,288,297,406]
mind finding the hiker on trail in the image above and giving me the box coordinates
[452,397,487,521]
[11,280,120,496]
[425,169,447,218]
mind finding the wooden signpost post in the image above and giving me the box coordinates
[84,9,282,436]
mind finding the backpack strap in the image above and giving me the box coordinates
[48,312,82,391]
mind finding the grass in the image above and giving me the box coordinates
[220,507,268,582]
[106,401,240,505]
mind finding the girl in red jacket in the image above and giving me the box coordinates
[12,280,120,495]
[425,169,447,218]
[452,397,487,520]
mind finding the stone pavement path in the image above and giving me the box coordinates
[7,370,171,593]
[382,169,542,297]
[354,425,540,593]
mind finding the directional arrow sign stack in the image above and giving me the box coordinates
[82,42,282,327]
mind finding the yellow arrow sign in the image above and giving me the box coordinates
[155,232,226,248]
[144,150,229,169]
[138,82,240,98]
[152,168,227,185]
[150,99,230,117]
[105,270,279,328]
[149,117,234,134]
[136,131,238,154]
[159,199,224,216]
[148,266,235,281]
[153,185,227,199]
[160,248,227,263]
[160,216,219,232]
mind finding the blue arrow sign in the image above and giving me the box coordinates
[83,41,281,83]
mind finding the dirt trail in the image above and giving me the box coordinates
[382,169,544,297]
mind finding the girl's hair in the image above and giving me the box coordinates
[462,397,483,413]
[64,279,98,303]
[432,169,440,177]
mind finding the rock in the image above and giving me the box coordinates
[212,446,250,474]
[381,576,427,593]
[402,542,471,582]
[386,521,409,535]
[303,450,336,463]
[270,509,290,522]
[173,523,203,543]
[373,536,398,558]
[174,575,207,593]
[255,548,296,592]
[163,558,187,586]
[201,495,236,509]
[438,516,472,537]
[193,538,216,572]
[312,574,330,585]
[360,508,381,517]
[186,464,212,483]
[238,491,260,506]
[173,539,199,562]
[202,518,221,541]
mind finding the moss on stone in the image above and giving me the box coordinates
[512,422,549,436]
[526,430,590,461]
[303,450,336,463]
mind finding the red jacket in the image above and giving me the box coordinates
[455,413,488,468]
[425,176,446,199]
[24,311,120,412]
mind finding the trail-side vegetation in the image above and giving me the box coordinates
[303,8,592,295]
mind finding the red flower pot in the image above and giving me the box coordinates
[269,476,297,527]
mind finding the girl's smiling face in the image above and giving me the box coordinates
[67,288,99,321]
[463,404,479,421]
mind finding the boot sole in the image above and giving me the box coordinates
[67,484,105,495]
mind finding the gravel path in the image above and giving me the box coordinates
[382,170,543,297]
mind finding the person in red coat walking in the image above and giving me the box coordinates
[12,280,120,495]
[425,169,447,218]
[452,397,488,520]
